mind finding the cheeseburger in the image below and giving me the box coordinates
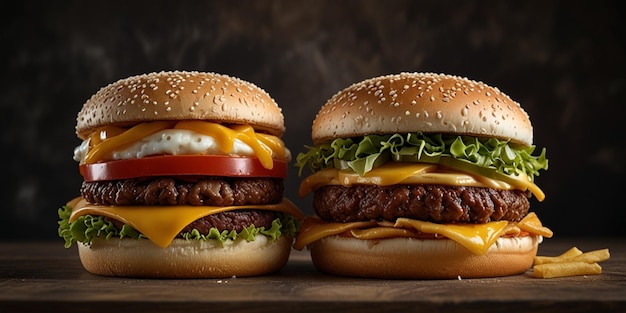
[58,71,303,278]
[294,72,552,279]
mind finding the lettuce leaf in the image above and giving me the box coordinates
[58,206,300,248]
[295,133,548,182]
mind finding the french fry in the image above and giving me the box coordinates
[569,248,610,264]
[533,246,583,265]
[533,261,602,279]
[532,247,610,278]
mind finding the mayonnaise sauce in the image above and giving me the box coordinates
[73,129,290,163]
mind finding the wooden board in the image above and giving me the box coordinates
[1,237,624,312]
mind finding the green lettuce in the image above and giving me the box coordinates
[58,205,300,248]
[295,133,548,182]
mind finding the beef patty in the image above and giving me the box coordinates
[105,209,277,235]
[313,184,530,224]
[81,177,284,206]
[83,177,284,235]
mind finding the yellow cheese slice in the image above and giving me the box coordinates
[350,227,418,240]
[299,163,443,197]
[84,121,286,170]
[298,162,545,200]
[70,197,303,248]
[85,121,174,164]
[394,218,508,255]
[292,217,376,250]
[293,215,535,255]
[174,121,281,169]
[503,171,546,202]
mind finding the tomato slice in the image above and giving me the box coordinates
[79,155,287,182]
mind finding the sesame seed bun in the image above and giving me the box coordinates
[77,235,292,278]
[76,71,284,140]
[309,235,540,279]
[311,72,533,146]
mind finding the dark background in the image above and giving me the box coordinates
[2,0,624,242]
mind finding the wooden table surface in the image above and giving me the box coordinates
[1,237,624,313]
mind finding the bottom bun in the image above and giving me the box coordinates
[309,235,541,279]
[78,235,292,278]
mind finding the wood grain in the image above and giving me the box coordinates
[1,237,624,313]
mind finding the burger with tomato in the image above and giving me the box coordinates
[58,71,303,278]
[294,72,552,279]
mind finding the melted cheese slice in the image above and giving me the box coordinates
[292,218,377,250]
[394,218,508,255]
[293,214,553,254]
[350,227,419,240]
[84,121,286,169]
[298,162,545,200]
[69,197,303,248]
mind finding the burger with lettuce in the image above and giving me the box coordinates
[294,72,552,279]
[58,71,302,278]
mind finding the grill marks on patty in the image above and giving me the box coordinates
[313,184,530,224]
[82,177,284,236]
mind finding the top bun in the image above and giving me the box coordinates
[311,72,533,146]
[76,71,284,139]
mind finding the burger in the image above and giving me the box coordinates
[293,72,552,279]
[58,71,303,278]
